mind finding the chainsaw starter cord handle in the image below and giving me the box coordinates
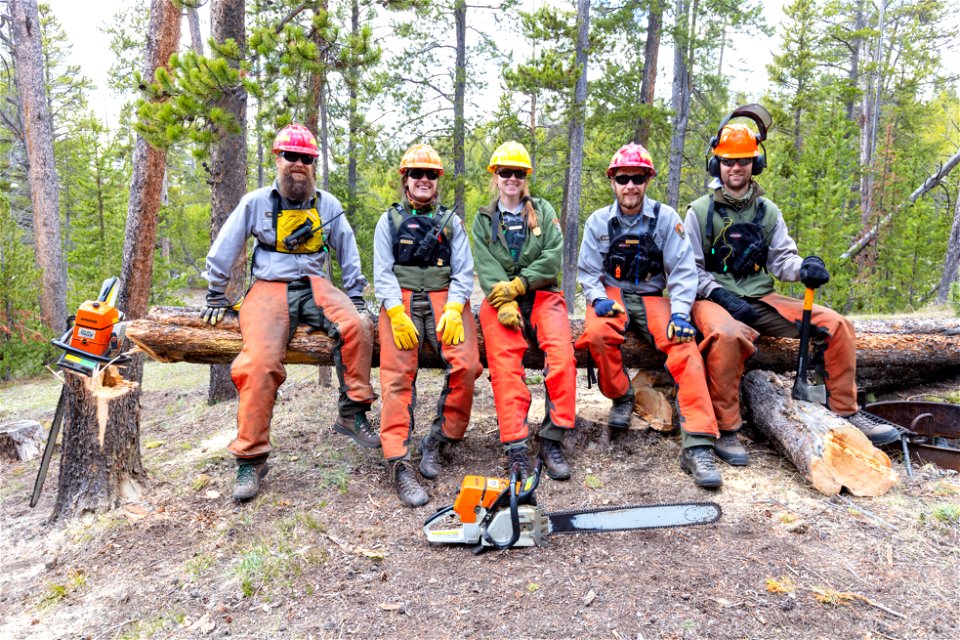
[484,465,521,550]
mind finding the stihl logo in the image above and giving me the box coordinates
[78,328,96,339]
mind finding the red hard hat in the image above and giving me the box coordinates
[607,143,656,178]
[272,123,320,157]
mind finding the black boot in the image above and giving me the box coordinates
[333,413,381,449]
[418,434,444,480]
[233,462,269,501]
[714,431,748,466]
[538,438,571,480]
[608,393,635,429]
[845,411,901,446]
[391,460,429,507]
[679,446,723,488]
[505,443,530,479]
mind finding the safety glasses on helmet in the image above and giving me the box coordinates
[496,168,527,180]
[720,157,754,167]
[280,151,316,165]
[407,168,440,181]
[613,173,649,186]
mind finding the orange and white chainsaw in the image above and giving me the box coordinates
[424,462,721,553]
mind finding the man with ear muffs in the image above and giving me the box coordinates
[684,107,900,466]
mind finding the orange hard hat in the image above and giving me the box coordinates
[399,144,444,175]
[273,123,320,157]
[713,123,761,158]
[607,142,656,178]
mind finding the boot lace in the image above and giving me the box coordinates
[541,440,565,465]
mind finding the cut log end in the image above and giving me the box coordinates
[0,420,44,462]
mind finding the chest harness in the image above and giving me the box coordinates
[603,202,663,284]
[389,203,454,268]
[704,198,768,276]
[257,191,327,255]
[492,207,527,262]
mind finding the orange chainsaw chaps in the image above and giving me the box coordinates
[453,475,510,524]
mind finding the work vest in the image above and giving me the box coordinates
[388,203,454,292]
[495,207,527,262]
[258,191,326,254]
[603,203,663,284]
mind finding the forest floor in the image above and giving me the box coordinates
[1,352,959,639]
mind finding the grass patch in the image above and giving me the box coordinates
[185,553,215,579]
[38,570,87,609]
[930,503,960,524]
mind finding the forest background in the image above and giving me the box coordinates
[2,0,960,381]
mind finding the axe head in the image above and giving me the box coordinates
[792,376,827,404]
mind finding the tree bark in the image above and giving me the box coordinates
[742,370,898,496]
[634,0,662,147]
[10,0,67,334]
[666,0,692,211]
[0,419,43,461]
[452,0,467,219]
[207,0,247,405]
[187,5,204,54]
[561,0,590,312]
[51,369,144,521]
[937,185,960,304]
[346,0,360,213]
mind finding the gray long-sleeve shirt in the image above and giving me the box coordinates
[577,198,697,316]
[204,181,368,297]
[372,203,475,310]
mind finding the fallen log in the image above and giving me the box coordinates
[126,307,960,394]
[742,370,898,497]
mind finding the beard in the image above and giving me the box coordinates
[279,169,316,203]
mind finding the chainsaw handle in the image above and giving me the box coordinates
[483,465,521,550]
[518,461,542,504]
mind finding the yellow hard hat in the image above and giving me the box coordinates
[488,141,533,174]
[399,144,444,175]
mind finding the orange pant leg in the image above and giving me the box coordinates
[529,290,576,430]
[479,299,532,443]
[690,299,758,431]
[378,290,419,459]
[573,286,631,400]
[428,290,483,442]
[760,293,858,415]
[229,280,291,459]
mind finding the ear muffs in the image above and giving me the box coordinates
[752,139,766,176]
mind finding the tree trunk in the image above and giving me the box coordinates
[937,185,960,304]
[207,0,247,405]
[561,0,590,312]
[346,0,360,213]
[452,0,467,218]
[51,369,144,521]
[305,1,330,191]
[742,370,897,496]
[187,5,204,54]
[10,0,67,334]
[666,0,691,211]
[634,0,662,147]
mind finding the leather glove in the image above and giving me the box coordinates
[707,288,758,326]
[593,297,625,317]
[435,301,465,346]
[350,295,367,313]
[799,255,830,289]
[497,300,522,329]
[488,277,526,308]
[666,312,696,343]
[386,304,419,350]
[201,290,233,326]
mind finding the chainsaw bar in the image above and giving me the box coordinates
[546,501,722,535]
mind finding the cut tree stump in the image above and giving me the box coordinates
[742,370,898,497]
[0,420,44,462]
[52,366,145,521]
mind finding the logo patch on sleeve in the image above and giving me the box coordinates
[674,223,686,240]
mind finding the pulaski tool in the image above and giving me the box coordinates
[791,287,827,405]
[424,462,721,552]
[31,277,130,508]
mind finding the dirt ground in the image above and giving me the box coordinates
[2,361,959,640]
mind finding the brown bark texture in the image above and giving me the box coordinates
[0,420,43,461]
[52,369,145,521]
[126,308,960,395]
[10,0,67,334]
[635,1,662,147]
[742,370,898,496]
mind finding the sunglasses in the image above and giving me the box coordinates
[280,151,316,165]
[497,168,527,180]
[613,173,649,186]
[720,157,754,167]
[407,168,440,181]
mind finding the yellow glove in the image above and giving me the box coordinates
[435,301,465,346]
[497,300,522,329]
[386,304,419,350]
[487,277,526,308]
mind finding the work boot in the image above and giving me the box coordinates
[538,439,571,481]
[714,431,749,466]
[846,410,901,447]
[233,462,269,502]
[333,413,381,449]
[608,393,635,429]
[391,460,429,507]
[679,446,723,488]
[417,434,444,480]
[505,444,530,479]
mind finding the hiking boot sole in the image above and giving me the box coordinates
[332,422,381,449]
[714,449,749,467]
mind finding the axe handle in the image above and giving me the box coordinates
[795,287,815,384]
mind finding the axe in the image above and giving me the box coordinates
[792,287,827,404]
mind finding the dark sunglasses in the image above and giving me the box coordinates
[280,151,316,165]
[613,173,649,186]
[407,168,440,180]
[720,157,754,167]
[496,168,527,180]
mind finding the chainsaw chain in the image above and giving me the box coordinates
[545,501,722,535]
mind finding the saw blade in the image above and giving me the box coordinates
[546,501,721,534]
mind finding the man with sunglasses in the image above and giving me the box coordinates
[684,122,899,464]
[576,143,727,488]
[203,123,378,502]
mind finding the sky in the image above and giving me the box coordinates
[42,0,960,132]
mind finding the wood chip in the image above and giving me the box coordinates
[583,589,597,606]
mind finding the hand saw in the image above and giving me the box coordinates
[424,462,721,553]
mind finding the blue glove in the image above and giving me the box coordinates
[666,313,696,343]
[593,297,625,317]
[799,255,830,289]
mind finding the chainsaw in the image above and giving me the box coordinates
[424,462,721,553]
[30,277,130,508]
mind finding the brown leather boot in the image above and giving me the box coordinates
[333,413,381,449]
[391,460,429,507]
[538,438,571,480]
[417,434,444,480]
